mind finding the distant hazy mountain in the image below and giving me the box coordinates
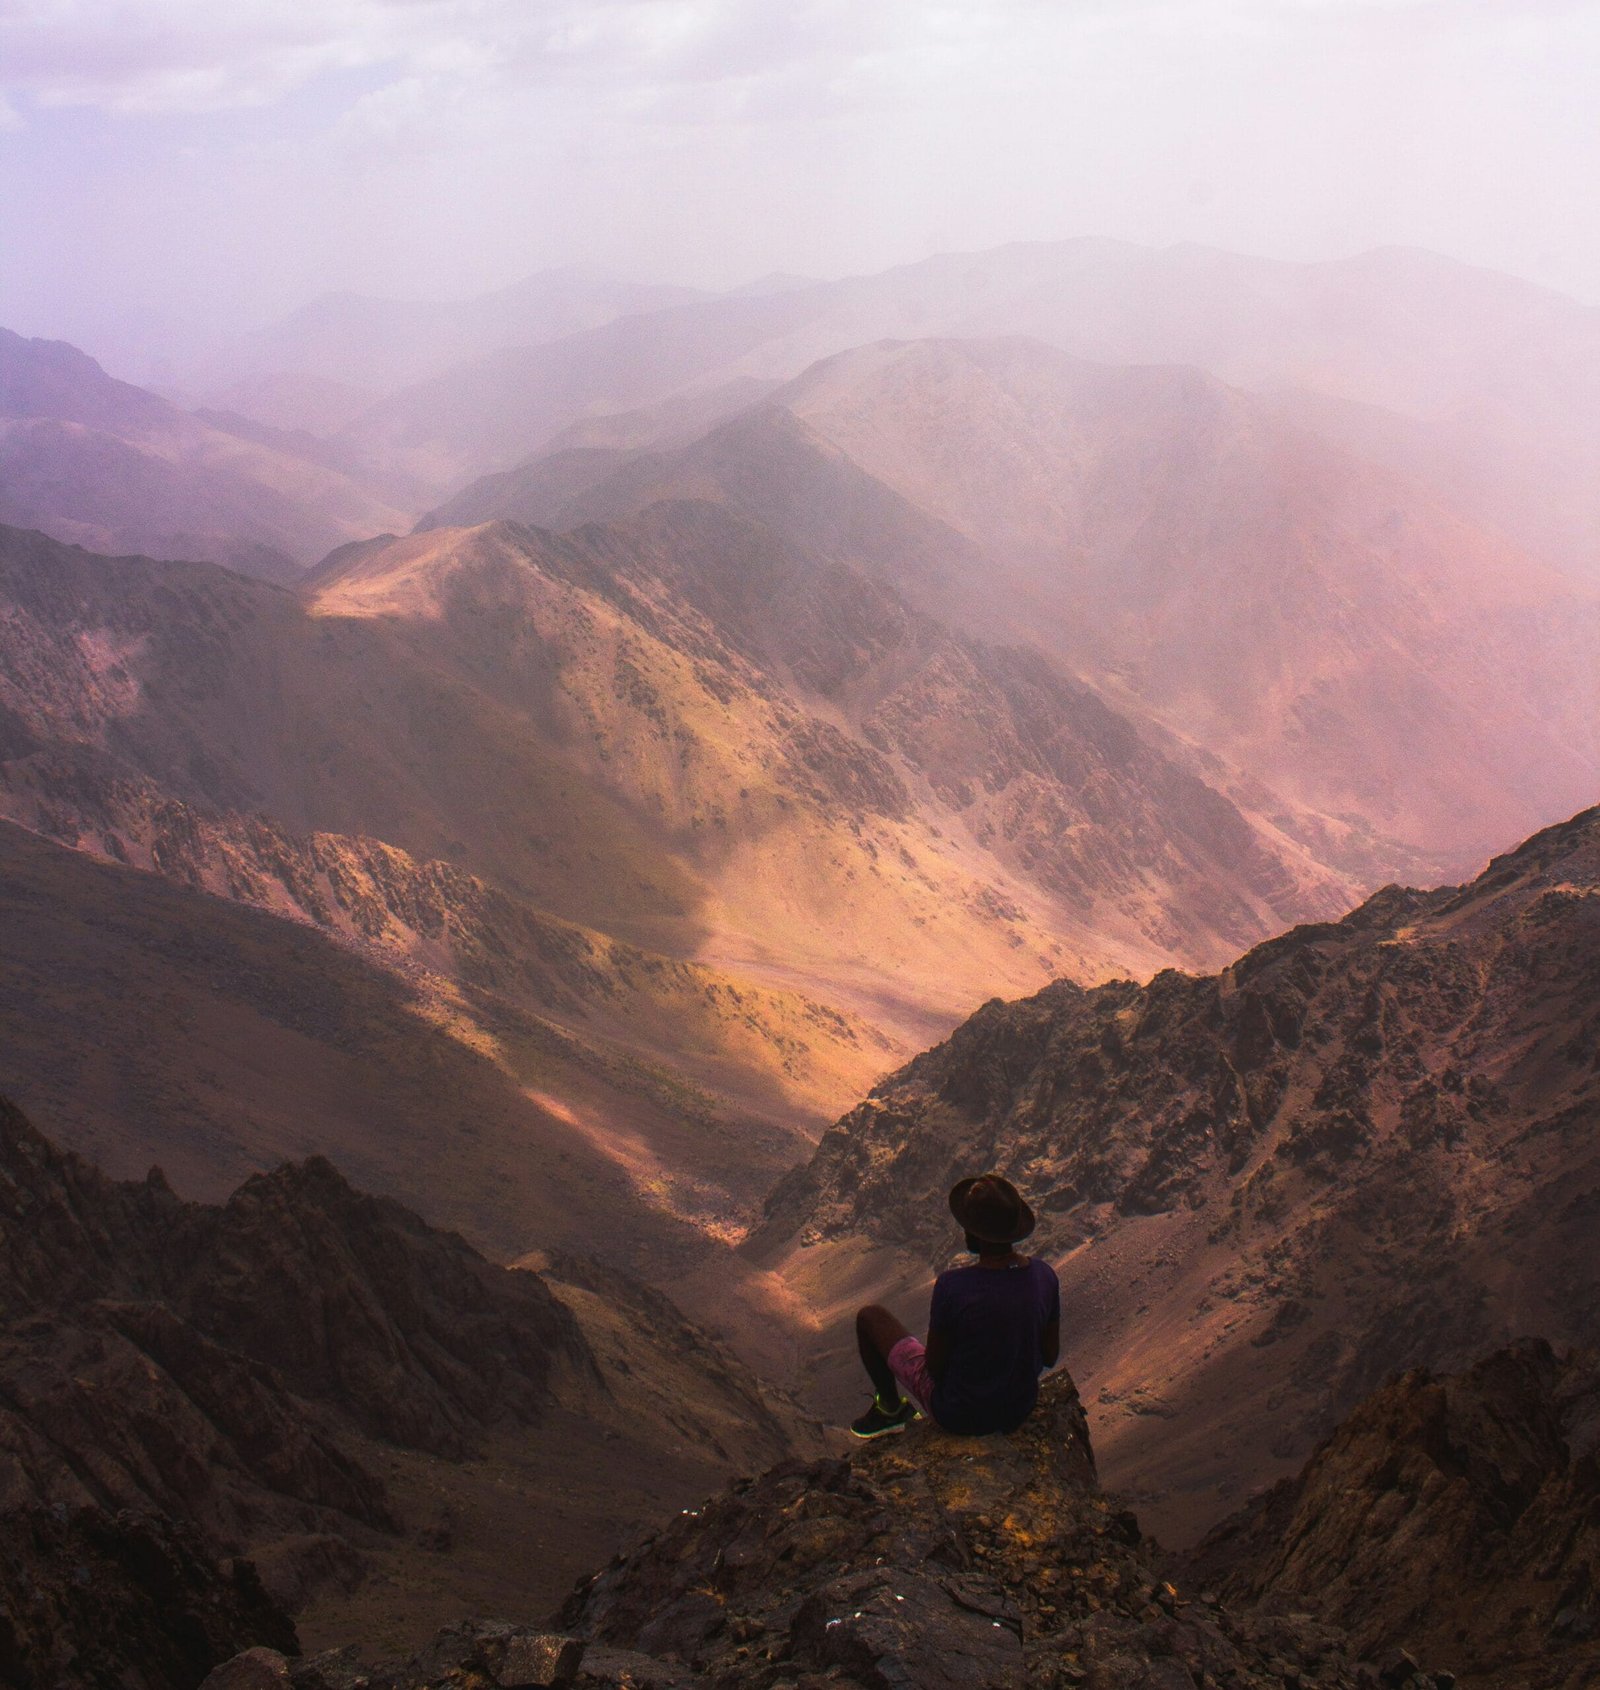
[0,327,409,580]
[348,241,1600,578]
[194,267,710,401]
[757,802,1600,1544]
[432,336,1600,878]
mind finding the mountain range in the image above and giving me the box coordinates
[332,241,1600,596]
[2,236,1598,1690]
[427,336,1600,877]
[0,502,1358,1281]
[190,268,711,411]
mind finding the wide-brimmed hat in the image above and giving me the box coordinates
[948,1173,1035,1244]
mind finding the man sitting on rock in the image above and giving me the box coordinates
[851,1173,1060,1438]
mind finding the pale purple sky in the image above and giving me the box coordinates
[2,0,1598,375]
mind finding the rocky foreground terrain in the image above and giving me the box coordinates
[202,1374,1449,1690]
[1184,1340,1600,1690]
[0,1097,812,1684]
[200,1339,1600,1690]
[758,803,1600,1537]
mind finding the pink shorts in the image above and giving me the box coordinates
[888,1335,937,1419]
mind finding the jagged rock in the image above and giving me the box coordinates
[200,1648,294,1689]
[0,1089,595,1603]
[545,1374,1430,1689]
[268,1622,590,1690]
[194,1372,1462,1690]
[492,1632,587,1687]
[571,1645,695,1688]
[0,1096,821,1682]
[1181,1339,1600,1690]
[790,1564,1025,1688]
[0,1504,296,1690]
[755,805,1600,1524]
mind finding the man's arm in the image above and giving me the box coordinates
[925,1328,951,1385]
[1040,1313,1060,1370]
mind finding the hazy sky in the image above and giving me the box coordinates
[2,0,1598,375]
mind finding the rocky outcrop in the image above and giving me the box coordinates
[0,1088,591,1649]
[0,1505,297,1690]
[1182,1340,1600,1690]
[755,805,1600,1530]
[0,1097,820,1684]
[0,1092,594,1466]
[208,1374,1450,1690]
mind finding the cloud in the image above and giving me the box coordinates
[2,0,1597,366]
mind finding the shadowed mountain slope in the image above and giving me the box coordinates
[0,815,809,1275]
[0,1507,297,1690]
[0,328,409,581]
[0,1095,815,1673]
[756,803,1600,1543]
[1182,1339,1600,1690]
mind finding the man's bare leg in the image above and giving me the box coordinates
[856,1303,912,1406]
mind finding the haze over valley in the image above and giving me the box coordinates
[3,5,1599,1685]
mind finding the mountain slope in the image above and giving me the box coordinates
[756,803,1600,1542]
[451,337,1600,879]
[0,1095,815,1664]
[0,513,1345,1057]
[0,815,812,1273]
[0,328,409,580]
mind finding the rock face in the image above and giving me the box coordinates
[0,1505,297,1690]
[758,805,1600,1536]
[216,1375,1448,1690]
[1182,1339,1600,1690]
[0,1090,592,1472]
[0,1097,815,1681]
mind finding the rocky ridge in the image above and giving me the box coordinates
[0,1097,814,1682]
[1183,1339,1600,1690]
[204,1375,1450,1690]
[756,804,1600,1537]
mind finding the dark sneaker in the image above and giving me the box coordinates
[850,1397,917,1439]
